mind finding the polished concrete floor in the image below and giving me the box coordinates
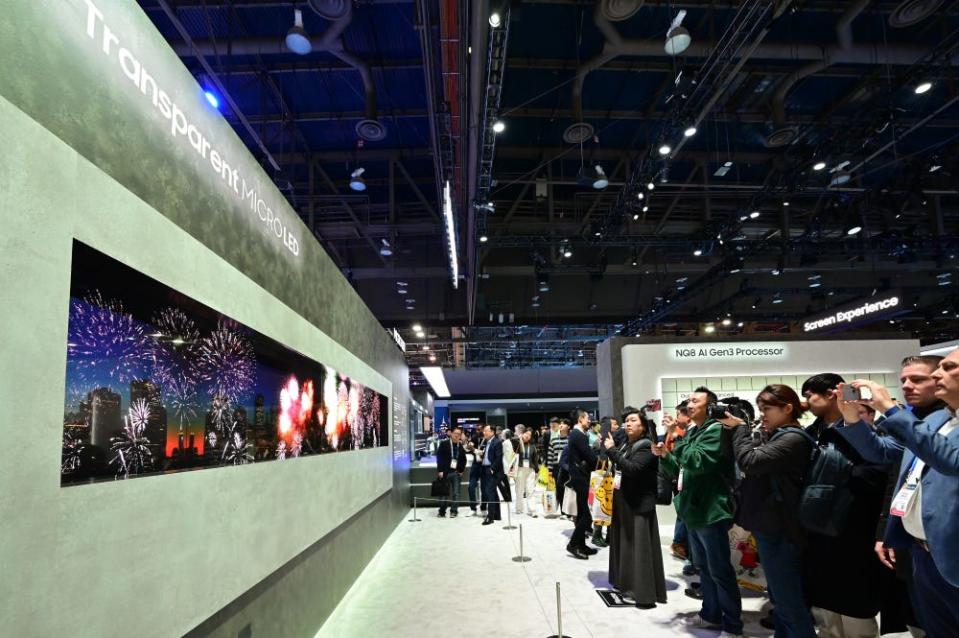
[315,502,776,638]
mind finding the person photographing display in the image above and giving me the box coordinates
[565,409,598,560]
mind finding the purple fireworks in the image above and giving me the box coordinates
[149,307,200,388]
[195,322,256,404]
[67,291,151,385]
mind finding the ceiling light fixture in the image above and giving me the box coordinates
[914,81,933,95]
[749,211,760,219]
[479,234,488,243]
[563,247,572,258]
[636,192,645,201]
[349,167,366,192]
[492,120,505,134]
[722,318,732,327]
[704,324,716,334]
[684,126,697,138]
[929,165,942,173]
[285,8,312,55]
[693,249,703,257]
[659,144,672,156]
[813,161,827,171]
[647,182,655,191]
[592,165,609,189]
[664,10,691,55]
[632,213,639,221]
[420,366,451,398]
[203,90,220,109]
[488,11,502,28]
[442,181,459,289]
[846,223,863,236]
[379,239,392,256]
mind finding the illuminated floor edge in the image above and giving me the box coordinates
[316,505,778,638]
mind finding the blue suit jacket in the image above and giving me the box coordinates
[843,408,959,587]
[482,437,504,478]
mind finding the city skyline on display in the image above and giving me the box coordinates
[62,241,388,485]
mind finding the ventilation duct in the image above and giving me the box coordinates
[305,0,386,141]
[889,0,944,28]
[565,0,646,144]
[764,0,870,148]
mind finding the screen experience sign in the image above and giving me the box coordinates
[803,290,905,334]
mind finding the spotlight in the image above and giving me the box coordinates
[412,323,423,332]
[636,192,645,201]
[285,8,312,55]
[659,144,672,156]
[846,223,862,236]
[204,90,220,109]
[749,211,760,219]
[647,182,655,191]
[492,120,505,134]
[684,126,697,138]
[429,354,437,362]
[722,318,732,327]
[813,161,826,171]
[479,234,488,243]
[782,200,790,207]
[349,167,367,192]
[632,213,639,221]
[664,10,691,55]
[914,81,932,95]
[693,249,703,257]
[592,165,609,189]
[930,165,942,173]
[563,248,572,258]
[489,11,502,28]
[737,322,744,328]
[379,239,392,256]
[704,324,716,334]
[642,205,649,212]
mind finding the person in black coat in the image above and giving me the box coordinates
[479,425,504,525]
[722,384,817,638]
[800,373,888,636]
[435,426,467,518]
[603,406,667,608]
[566,408,599,559]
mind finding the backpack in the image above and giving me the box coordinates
[771,426,854,537]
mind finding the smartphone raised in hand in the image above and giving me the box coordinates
[841,385,862,402]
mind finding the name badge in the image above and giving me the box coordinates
[890,483,917,518]
[613,470,622,490]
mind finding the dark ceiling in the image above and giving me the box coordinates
[138,0,958,371]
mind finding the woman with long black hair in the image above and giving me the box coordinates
[603,406,667,608]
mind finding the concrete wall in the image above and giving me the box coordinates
[0,2,411,636]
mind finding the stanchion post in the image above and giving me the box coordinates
[512,523,531,563]
[408,496,422,522]
[503,501,517,530]
[546,581,571,638]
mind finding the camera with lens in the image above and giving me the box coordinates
[707,398,752,423]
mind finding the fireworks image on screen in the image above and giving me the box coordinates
[67,292,150,385]
[61,241,389,486]
[196,322,256,404]
[110,413,154,477]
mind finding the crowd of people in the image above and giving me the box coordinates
[426,347,959,638]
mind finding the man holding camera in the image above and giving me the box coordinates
[654,387,743,637]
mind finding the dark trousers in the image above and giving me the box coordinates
[553,465,567,512]
[912,542,959,638]
[688,520,743,635]
[569,477,592,548]
[468,465,484,511]
[481,467,502,521]
[754,532,817,638]
[673,517,688,545]
[439,473,461,515]
[498,474,512,503]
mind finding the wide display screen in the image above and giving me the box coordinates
[61,241,388,486]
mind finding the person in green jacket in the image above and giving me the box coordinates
[653,386,743,638]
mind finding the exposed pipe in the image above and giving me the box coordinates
[467,0,490,325]
[768,0,871,138]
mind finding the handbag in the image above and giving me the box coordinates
[561,482,578,517]
[430,477,450,497]
[588,461,614,526]
[656,469,674,506]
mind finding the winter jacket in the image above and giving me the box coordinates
[729,424,812,546]
[659,419,736,529]
[605,437,658,514]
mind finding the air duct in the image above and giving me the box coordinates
[764,0,870,148]
[302,0,386,141]
[889,0,944,28]
[565,0,645,144]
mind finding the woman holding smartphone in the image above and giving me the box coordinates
[603,406,667,609]
[719,384,817,638]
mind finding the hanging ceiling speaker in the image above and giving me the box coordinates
[764,126,798,148]
[889,0,944,28]
[600,0,643,22]
[563,121,594,144]
[356,119,387,142]
[308,0,351,20]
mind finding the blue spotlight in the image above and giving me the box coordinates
[204,90,220,109]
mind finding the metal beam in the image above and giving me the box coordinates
[395,159,441,222]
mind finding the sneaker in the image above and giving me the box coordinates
[684,586,704,600]
[450,512,458,518]
[437,512,446,518]
[671,543,688,560]
[682,562,699,576]
[685,616,721,630]
[580,545,598,556]
[566,544,589,560]
[591,536,609,548]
